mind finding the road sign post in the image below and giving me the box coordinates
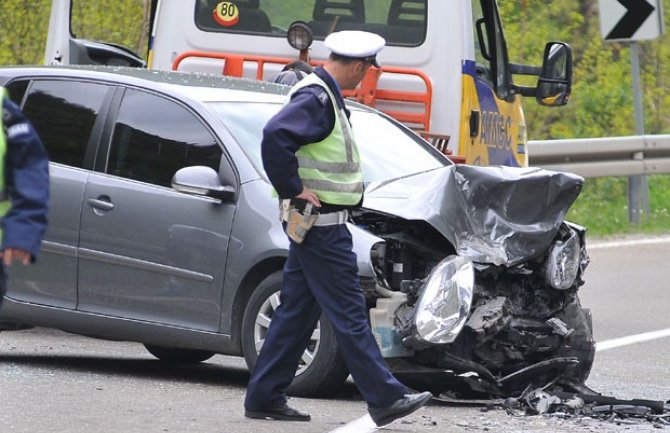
[628,42,647,224]
[598,0,664,223]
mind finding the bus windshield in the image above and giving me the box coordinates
[194,0,427,46]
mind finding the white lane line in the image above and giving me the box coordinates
[588,235,670,250]
[596,328,670,352]
[328,414,380,433]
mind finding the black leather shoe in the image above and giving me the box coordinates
[368,391,432,427]
[244,404,311,421]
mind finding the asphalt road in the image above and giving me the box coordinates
[1,235,669,433]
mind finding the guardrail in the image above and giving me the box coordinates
[527,134,670,178]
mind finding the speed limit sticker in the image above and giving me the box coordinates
[213,2,240,27]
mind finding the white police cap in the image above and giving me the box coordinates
[324,31,386,67]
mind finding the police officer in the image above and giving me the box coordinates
[244,31,432,427]
[0,88,49,307]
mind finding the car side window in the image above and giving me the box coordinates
[107,89,222,188]
[21,80,110,168]
[5,80,29,105]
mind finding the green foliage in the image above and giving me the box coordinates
[70,0,149,57]
[500,0,670,138]
[0,0,50,65]
[0,0,150,65]
[568,176,670,236]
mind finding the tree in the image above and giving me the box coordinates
[70,0,150,58]
[0,0,50,65]
[499,0,670,138]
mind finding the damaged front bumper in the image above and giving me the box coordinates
[357,165,595,398]
[377,223,595,399]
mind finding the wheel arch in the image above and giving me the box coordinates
[229,256,286,351]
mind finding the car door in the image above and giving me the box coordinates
[76,87,235,331]
[4,78,112,309]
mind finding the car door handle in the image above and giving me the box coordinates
[87,198,115,211]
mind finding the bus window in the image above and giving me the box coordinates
[70,0,149,58]
[472,0,512,101]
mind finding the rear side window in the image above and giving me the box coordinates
[107,89,222,188]
[21,80,109,168]
[4,80,29,105]
[194,0,426,46]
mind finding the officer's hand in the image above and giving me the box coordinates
[296,187,321,208]
[1,248,32,266]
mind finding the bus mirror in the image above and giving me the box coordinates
[536,42,573,107]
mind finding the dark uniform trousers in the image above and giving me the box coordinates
[244,223,407,410]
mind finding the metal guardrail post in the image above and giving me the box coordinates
[629,42,648,224]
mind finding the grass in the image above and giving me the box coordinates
[566,175,670,237]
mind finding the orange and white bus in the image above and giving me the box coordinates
[46,0,573,166]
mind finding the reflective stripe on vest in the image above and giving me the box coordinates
[0,88,11,242]
[289,74,363,205]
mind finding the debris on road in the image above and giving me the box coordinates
[432,383,670,429]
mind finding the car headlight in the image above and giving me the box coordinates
[544,228,580,290]
[414,256,474,345]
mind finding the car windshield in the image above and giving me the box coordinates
[207,101,448,182]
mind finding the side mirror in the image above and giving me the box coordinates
[536,42,573,107]
[70,39,146,67]
[172,166,235,202]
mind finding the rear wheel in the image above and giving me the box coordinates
[241,271,349,397]
[144,344,215,364]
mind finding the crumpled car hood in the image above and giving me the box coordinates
[362,165,584,266]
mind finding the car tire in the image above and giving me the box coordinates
[241,271,349,397]
[144,344,215,363]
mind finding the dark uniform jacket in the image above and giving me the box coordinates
[1,97,49,260]
[261,66,361,213]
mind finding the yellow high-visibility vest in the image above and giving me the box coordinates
[289,74,363,205]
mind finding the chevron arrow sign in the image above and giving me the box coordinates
[598,0,664,41]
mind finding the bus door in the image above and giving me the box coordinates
[460,0,526,167]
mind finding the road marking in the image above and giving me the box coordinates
[328,414,380,433]
[596,327,670,352]
[588,235,670,250]
[328,328,670,431]
[329,235,669,432]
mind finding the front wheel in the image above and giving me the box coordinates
[241,271,349,397]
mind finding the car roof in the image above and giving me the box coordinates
[0,65,289,104]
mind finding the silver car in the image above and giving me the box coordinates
[0,66,594,398]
